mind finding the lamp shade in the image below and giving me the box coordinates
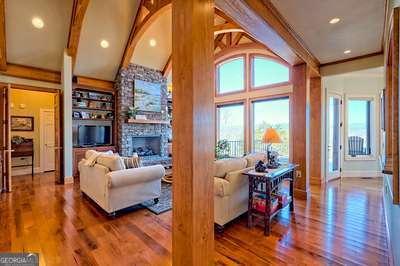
[262,128,282,144]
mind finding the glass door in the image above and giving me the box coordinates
[326,94,342,180]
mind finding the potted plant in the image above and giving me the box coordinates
[126,106,139,122]
[215,139,231,159]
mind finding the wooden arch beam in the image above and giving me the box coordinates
[120,0,171,69]
[67,0,90,68]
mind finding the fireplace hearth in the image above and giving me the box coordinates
[131,136,161,157]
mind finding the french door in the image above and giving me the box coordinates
[326,93,342,181]
[0,85,11,191]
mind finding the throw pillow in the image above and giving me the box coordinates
[96,154,126,171]
[122,153,142,169]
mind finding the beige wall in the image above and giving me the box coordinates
[10,89,55,169]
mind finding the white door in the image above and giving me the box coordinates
[40,109,55,172]
[326,94,342,181]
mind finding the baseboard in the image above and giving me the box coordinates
[341,170,383,178]
[64,176,74,184]
[12,167,42,176]
[294,188,310,200]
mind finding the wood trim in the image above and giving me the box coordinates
[215,54,247,97]
[320,51,384,67]
[0,63,61,84]
[162,55,172,77]
[391,8,399,204]
[67,0,90,68]
[215,0,320,75]
[214,43,272,61]
[120,0,171,69]
[172,0,214,263]
[232,32,243,46]
[75,76,114,91]
[0,0,6,71]
[0,82,59,93]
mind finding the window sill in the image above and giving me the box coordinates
[344,155,376,161]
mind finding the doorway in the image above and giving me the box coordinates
[0,84,63,192]
[326,93,343,181]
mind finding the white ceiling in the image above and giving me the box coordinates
[74,0,139,80]
[270,0,385,64]
[5,0,72,71]
[131,9,172,71]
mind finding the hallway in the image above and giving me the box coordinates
[0,173,390,265]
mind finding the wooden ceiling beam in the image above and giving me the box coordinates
[0,0,6,71]
[215,0,320,75]
[162,55,172,77]
[75,75,114,91]
[232,32,243,46]
[213,22,243,35]
[0,63,61,84]
[67,0,90,68]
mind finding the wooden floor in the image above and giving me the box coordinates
[0,173,390,265]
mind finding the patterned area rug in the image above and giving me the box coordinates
[141,182,172,214]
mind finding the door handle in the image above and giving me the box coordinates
[54,147,63,150]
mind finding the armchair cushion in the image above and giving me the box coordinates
[244,152,267,167]
[214,158,247,178]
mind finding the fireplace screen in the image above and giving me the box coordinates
[131,136,161,156]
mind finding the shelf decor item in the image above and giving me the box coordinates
[11,116,34,131]
[126,106,140,119]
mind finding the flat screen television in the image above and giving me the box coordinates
[77,125,111,147]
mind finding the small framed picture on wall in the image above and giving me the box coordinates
[11,116,34,131]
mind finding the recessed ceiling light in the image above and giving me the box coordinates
[329,17,340,24]
[100,40,109,48]
[344,50,351,54]
[32,17,44,29]
[149,39,157,47]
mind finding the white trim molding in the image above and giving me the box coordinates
[341,170,383,178]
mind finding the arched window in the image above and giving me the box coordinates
[216,56,245,94]
[251,56,290,88]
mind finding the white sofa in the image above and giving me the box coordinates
[214,152,267,227]
[78,151,165,214]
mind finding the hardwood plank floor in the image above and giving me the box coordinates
[0,173,390,265]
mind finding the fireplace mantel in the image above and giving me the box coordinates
[126,118,170,125]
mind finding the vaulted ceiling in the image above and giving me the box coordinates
[1,0,387,83]
[270,0,385,64]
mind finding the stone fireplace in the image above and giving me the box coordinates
[130,135,161,157]
[115,64,172,166]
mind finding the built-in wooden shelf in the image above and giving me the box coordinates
[126,118,170,125]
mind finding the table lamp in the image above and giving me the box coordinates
[262,127,282,167]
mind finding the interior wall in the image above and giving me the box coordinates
[322,69,384,178]
[10,89,54,173]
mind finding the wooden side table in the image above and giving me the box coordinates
[244,164,297,236]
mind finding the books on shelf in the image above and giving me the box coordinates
[252,193,279,213]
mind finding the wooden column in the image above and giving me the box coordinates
[391,8,400,204]
[310,77,322,185]
[172,0,215,264]
[292,63,311,198]
[385,44,393,173]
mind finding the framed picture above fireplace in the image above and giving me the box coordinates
[134,79,162,112]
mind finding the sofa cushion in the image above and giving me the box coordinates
[214,158,247,178]
[84,150,114,167]
[244,152,267,167]
[96,154,126,171]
